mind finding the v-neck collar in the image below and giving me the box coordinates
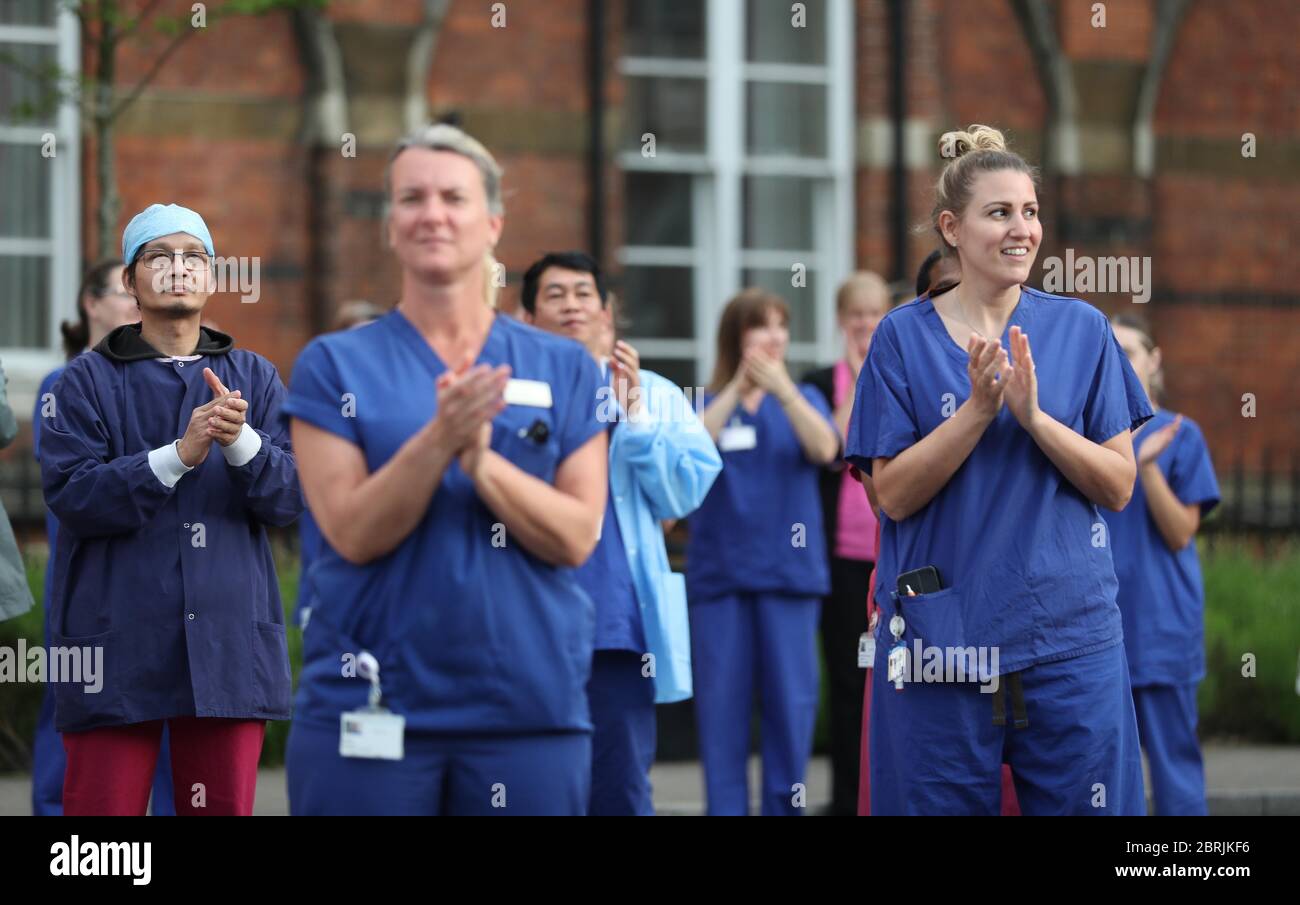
[737,392,769,418]
[390,306,502,376]
[923,286,1028,364]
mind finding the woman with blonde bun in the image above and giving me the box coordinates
[845,125,1153,815]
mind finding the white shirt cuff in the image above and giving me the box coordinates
[148,441,194,489]
[220,423,262,467]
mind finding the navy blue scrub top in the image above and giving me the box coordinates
[845,288,1154,673]
[1102,408,1220,687]
[686,384,834,602]
[33,365,65,654]
[40,331,302,732]
[574,421,645,653]
[283,310,605,735]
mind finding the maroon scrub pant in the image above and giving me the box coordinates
[62,717,266,816]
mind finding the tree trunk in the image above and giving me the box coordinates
[95,4,119,261]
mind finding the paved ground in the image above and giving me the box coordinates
[3,744,1297,815]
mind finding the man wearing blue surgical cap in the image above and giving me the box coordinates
[39,203,304,815]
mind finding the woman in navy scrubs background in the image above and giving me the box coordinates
[284,125,608,816]
[689,288,840,816]
[1106,313,1220,815]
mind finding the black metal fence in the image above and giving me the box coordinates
[5,439,1300,545]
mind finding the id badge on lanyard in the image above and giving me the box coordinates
[886,588,915,691]
[339,651,405,761]
[857,607,881,669]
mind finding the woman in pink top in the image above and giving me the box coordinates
[804,272,889,815]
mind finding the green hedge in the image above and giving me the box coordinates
[1199,540,1300,743]
[3,541,1298,773]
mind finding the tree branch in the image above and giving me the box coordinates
[108,24,198,121]
[117,0,170,40]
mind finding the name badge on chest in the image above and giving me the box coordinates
[718,419,757,452]
[503,378,553,408]
[339,652,405,761]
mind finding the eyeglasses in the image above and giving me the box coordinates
[139,249,211,271]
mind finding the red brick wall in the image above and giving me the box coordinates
[1059,0,1153,61]
[71,0,1297,473]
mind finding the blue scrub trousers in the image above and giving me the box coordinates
[588,649,656,816]
[32,684,176,816]
[1133,682,1207,816]
[286,720,591,815]
[689,593,821,816]
[871,642,1146,815]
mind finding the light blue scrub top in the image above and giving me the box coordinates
[1102,408,1219,687]
[845,288,1154,674]
[283,311,605,734]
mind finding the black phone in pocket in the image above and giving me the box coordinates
[897,565,943,596]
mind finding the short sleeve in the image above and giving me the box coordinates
[844,319,920,475]
[282,338,361,445]
[1084,317,1154,444]
[556,347,605,462]
[1169,420,1221,516]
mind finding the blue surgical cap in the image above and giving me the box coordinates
[121,203,215,267]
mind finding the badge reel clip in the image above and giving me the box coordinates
[886,587,914,691]
[339,651,406,761]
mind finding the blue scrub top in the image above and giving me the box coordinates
[575,423,645,653]
[686,383,834,602]
[283,310,605,735]
[33,365,64,650]
[845,288,1153,673]
[1102,408,1219,686]
[296,508,324,627]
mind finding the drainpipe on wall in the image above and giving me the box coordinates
[587,0,606,264]
[889,0,908,283]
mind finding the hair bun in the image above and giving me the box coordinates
[938,124,1008,160]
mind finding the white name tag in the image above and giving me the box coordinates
[858,633,876,669]
[339,709,405,760]
[503,378,553,408]
[718,424,757,452]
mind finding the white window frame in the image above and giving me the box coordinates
[617,0,854,385]
[0,6,81,417]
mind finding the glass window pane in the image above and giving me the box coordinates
[618,266,694,339]
[637,357,699,396]
[0,42,59,126]
[624,172,693,247]
[746,0,827,64]
[622,76,706,154]
[0,141,50,237]
[743,176,815,250]
[625,0,705,59]
[0,0,56,26]
[742,268,818,344]
[747,82,826,157]
[0,254,49,347]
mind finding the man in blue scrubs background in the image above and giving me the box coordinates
[522,251,722,815]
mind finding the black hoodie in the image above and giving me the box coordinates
[93,322,235,362]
